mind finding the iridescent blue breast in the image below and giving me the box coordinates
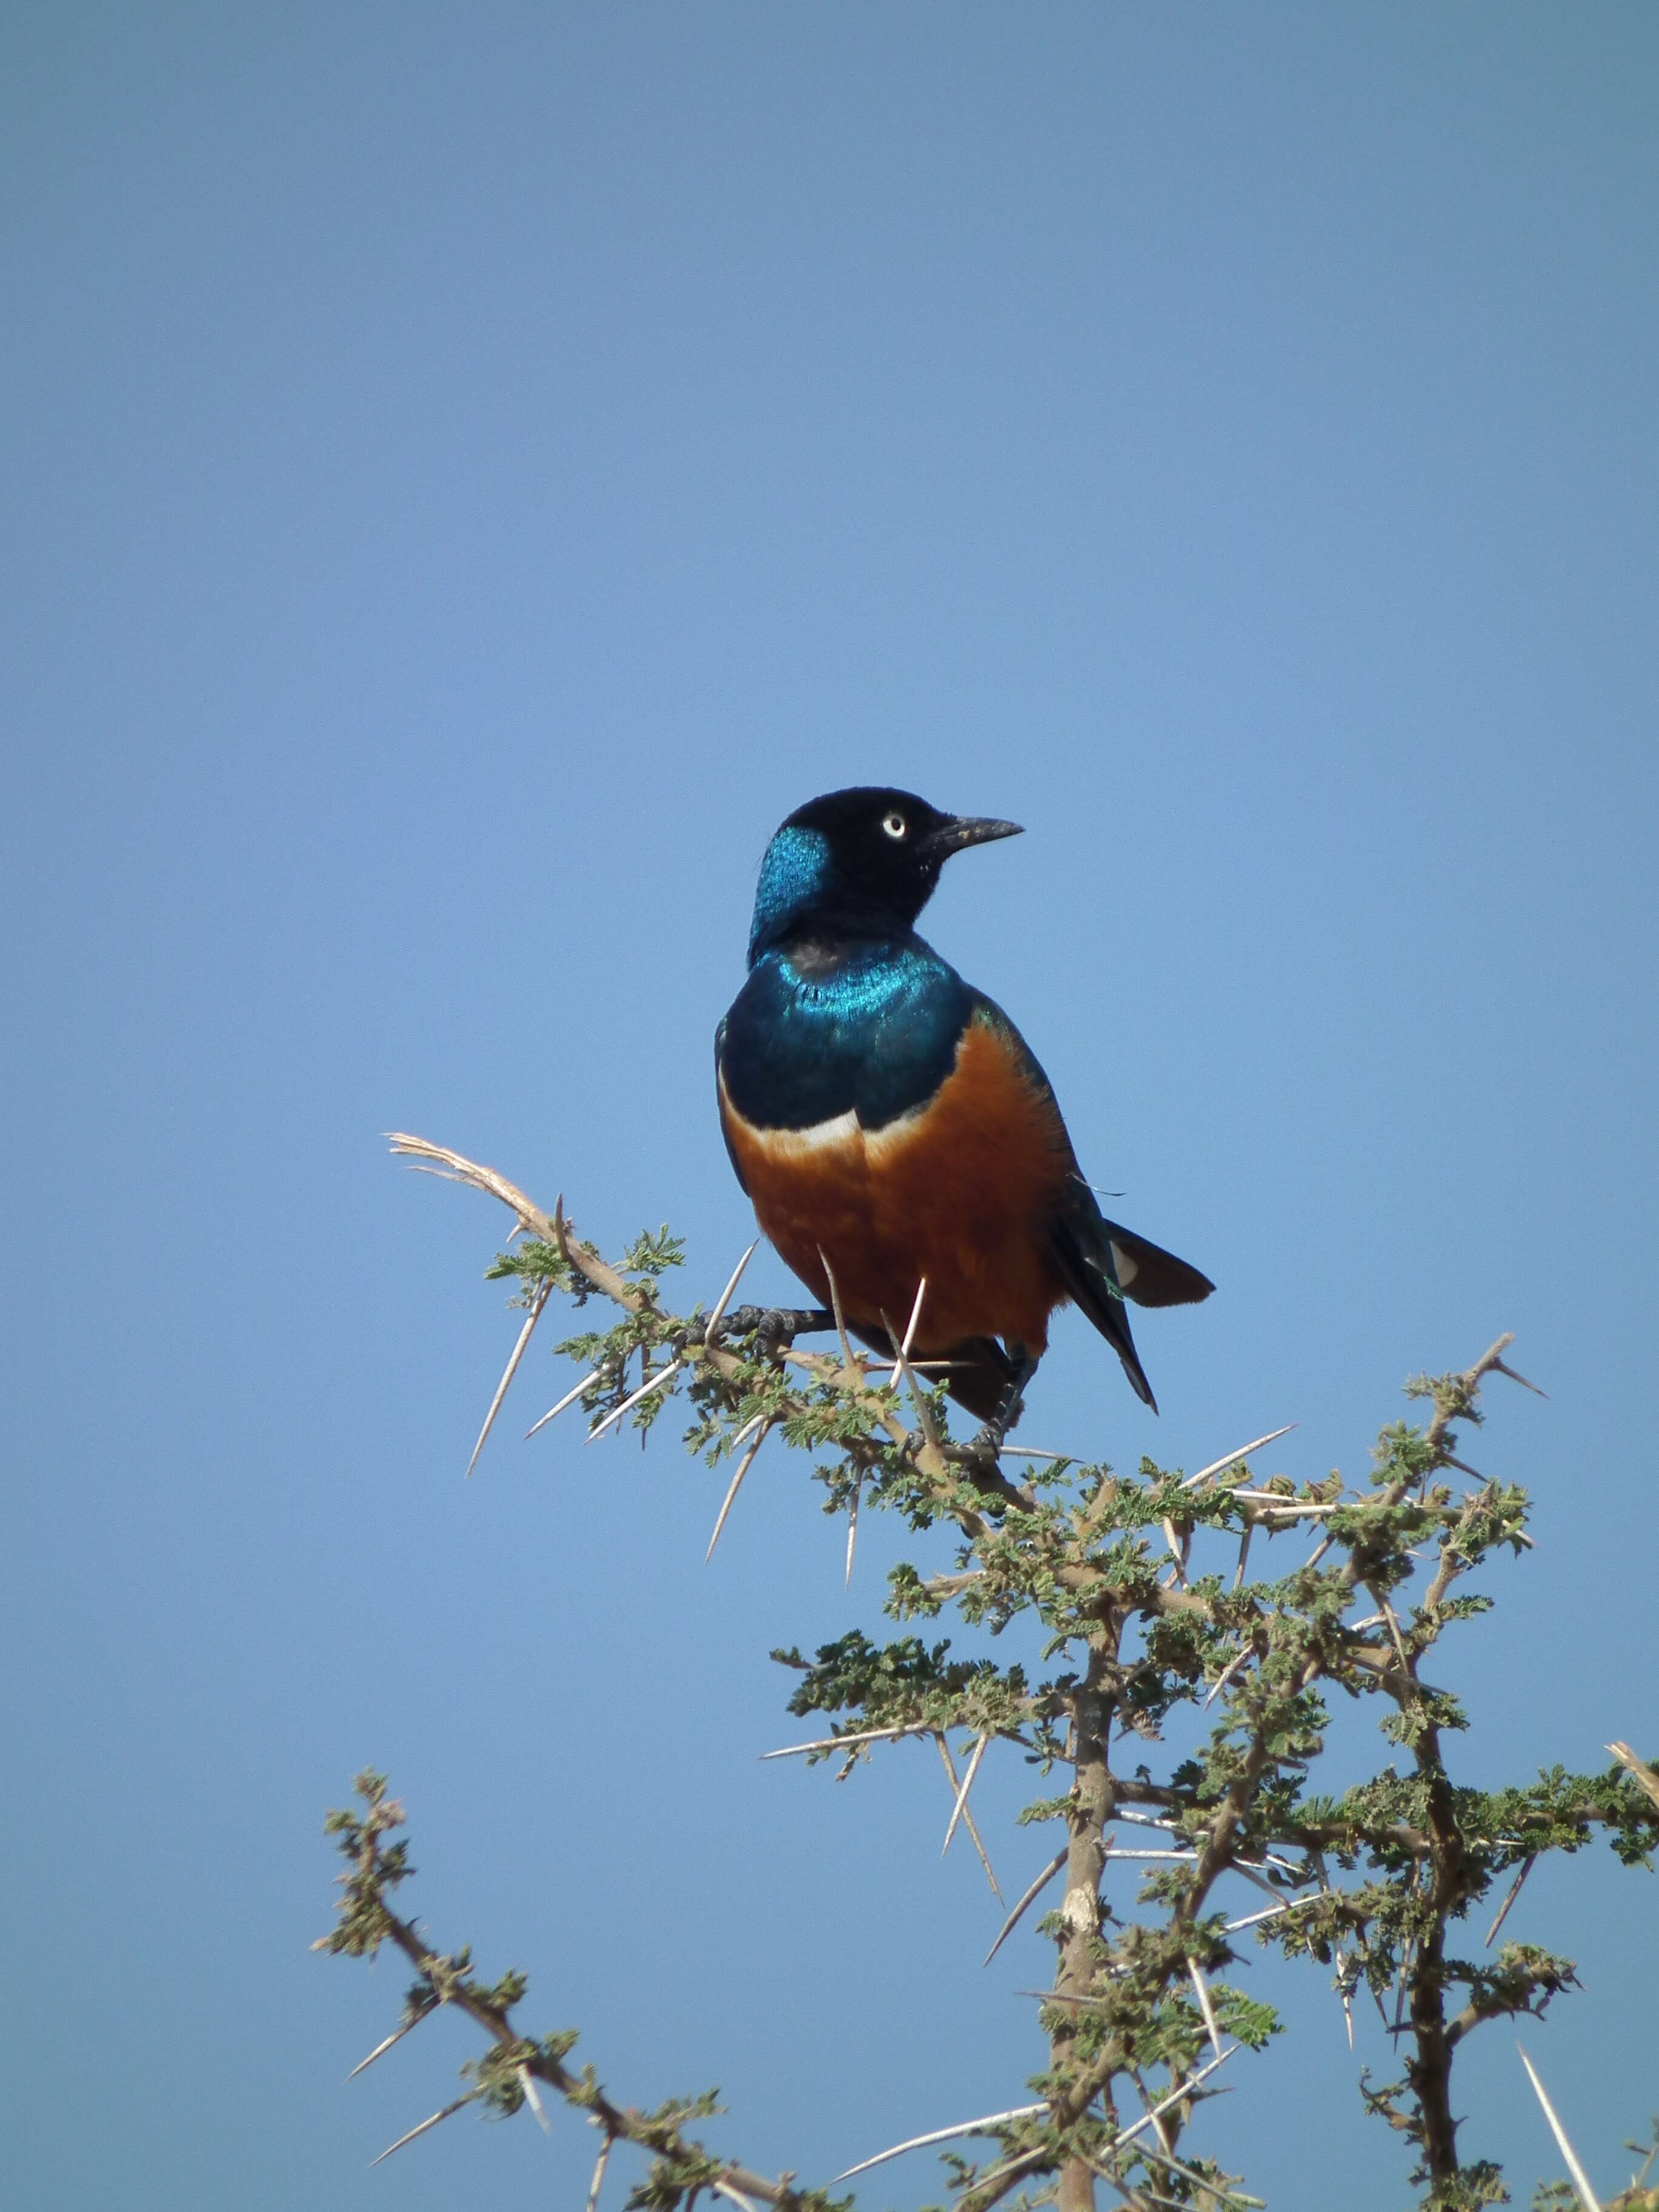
[716,935,975,1134]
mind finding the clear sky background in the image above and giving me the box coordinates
[2,7,1655,2208]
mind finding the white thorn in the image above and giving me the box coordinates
[1222,1900,1295,1934]
[942,1732,990,1857]
[1181,1424,1298,1490]
[902,1276,928,1358]
[585,2137,612,2212]
[702,1240,760,1349]
[347,2011,434,2079]
[1187,1956,1224,2063]
[518,2067,552,2133]
[1162,1517,1189,1585]
[587,1357,683,1442]
[983,1848,1068,1966]
[706,1419,773,1560]
[817,1245,859,1376]
[1486,1854,1536,1948]
[1230,1490,1344,1516]
[370,2092,481,2166]
[465,1284,552,1477]
[1204,1643,1255,1711]
[934,1732,1002,1897]
[882,1305,941,1452]
[524,1366,602,1439]
[759,1723,920,1759]
[830,2101,1050,2184]
[1518,2045,1602,2212]
[1110,2046,1239,2152]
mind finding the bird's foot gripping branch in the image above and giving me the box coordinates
[320,1136,1659,2212]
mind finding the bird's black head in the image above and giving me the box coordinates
[746,786,1022,965]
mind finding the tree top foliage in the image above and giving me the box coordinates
[318,1136,1659,2212]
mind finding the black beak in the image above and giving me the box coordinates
[921,814,1025,862]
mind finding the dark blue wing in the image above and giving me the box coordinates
[966,991,1213,1410]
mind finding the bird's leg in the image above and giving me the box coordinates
[715,1304,837,1361]
[963,1346,1038,1465]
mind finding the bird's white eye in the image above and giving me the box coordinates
[882,811,907,840]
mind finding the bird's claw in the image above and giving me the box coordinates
[706,1304,835,1360]
[756,1307,794,1362]
[960,1424,1005,1470]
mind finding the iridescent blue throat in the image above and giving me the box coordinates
[719,936,976,1132]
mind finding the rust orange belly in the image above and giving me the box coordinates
[719,1016,1074,1352]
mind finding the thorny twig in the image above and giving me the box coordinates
[335,1141,1659,2212]
[319,1774,829,2208]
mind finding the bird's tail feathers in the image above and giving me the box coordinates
[1048,1214,1159,1411]
[1100,1222,1215,1310]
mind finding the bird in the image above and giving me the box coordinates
[714,786,1213,1429]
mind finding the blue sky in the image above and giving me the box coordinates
[2,7,1655,2207]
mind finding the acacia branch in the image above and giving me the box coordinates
[318,1775,821,2207]
[347,1141,1658,2212]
